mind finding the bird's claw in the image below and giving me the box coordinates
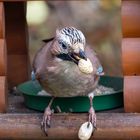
[88,107,97,129]
[41,107,53,135]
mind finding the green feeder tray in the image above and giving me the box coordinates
[17,76,123,112]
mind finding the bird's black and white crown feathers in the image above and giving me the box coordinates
[56,27,86,46]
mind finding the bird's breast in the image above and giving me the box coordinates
[40,60,99,97]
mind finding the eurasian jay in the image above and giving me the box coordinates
[33,27,104,136]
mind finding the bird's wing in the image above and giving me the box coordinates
[32,39,54,80]
[85,45,104,75]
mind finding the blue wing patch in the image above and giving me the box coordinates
[96,66,104,75]
[31,71,41,89]
[31,71,36,81]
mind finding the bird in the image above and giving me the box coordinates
[32,27,104,135]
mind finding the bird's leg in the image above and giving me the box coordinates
[41,97,54,135]
[88,93,97,129]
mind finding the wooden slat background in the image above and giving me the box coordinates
[0,39,6,76]
[8,54,29,86]
[122,0,140,37]
[0,2,7,112]
[4,2,30,88]
[122,38,140,75]
[122,0,140,112]
[0,76,7,112]
[0,3,4,38]
[124,76,140,112]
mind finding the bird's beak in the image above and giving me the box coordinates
[73,49,87,61]
[79,49,87,60]
[67,49,87,64]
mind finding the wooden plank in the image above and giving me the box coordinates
[124,76,140,112]
[0,76,7,112]
[122,38,140,75]
[4,2,30,87]
[0,113,139,139]
[0,0,28,1]
[122,0,140,37]
[0,39,6,76]
[7,54,29,88]
[0,2,5,38]
[4,2,28,54]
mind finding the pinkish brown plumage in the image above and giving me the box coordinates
[33,27,104,136]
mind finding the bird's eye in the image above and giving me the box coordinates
[61,43,67,49]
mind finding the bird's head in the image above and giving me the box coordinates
[51,27,87,64]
